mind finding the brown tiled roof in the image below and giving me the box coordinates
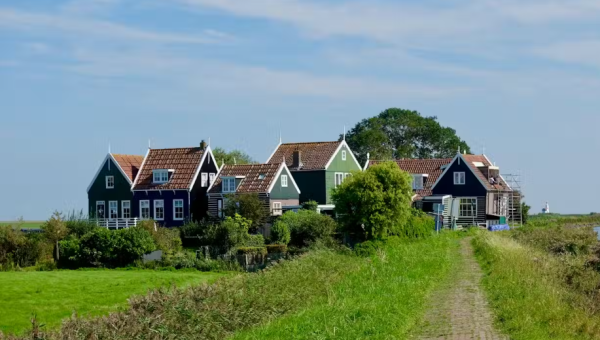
[133,148,204,190]
[368,158,452,199]
[209,163,282,194]
[267,141,342,170]
[462,154,510,191]
[111,154,144,182]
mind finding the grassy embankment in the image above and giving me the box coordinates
[0,270,225,335]
[5,233,462,340]
[473,215,600,340]
[0,222,44,229]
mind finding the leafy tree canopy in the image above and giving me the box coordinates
[213,147,256,167]
[332,161,413,240]
[342,108,471,164]
[224,193,268,232]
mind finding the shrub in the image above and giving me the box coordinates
[65,217,97,238]
[270,220,291,245]
[332,161,413,240]
[112,227,156,267]
[277,210,337,248]
[236,247,267,256]
[354,239,387,257]
[246,234,265,247]
[266,244,287,254]
[79,228,116,266]
[42,211,68,261]
[301,200,318,212]
[136,220,182,255]
[204,214,253,252]
[511,226,597,256]
[223,193,269,232]
[0,226,26,266]
[58,235,82,268]
[401,214,434,239]
[0,228,53,269]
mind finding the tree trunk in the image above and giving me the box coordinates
[55,240,60,261]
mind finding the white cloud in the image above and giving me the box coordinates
[0,7,229,45]
[534,40,600,69]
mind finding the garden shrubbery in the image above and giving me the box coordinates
[275,210,337,248]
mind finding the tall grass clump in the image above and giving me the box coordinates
[473,232,600,340]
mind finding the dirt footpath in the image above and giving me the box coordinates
[412,238,508,340]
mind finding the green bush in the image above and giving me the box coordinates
[401,214,434,239]
[236,247,267,256]
[0,227,53,269]
[246,234,265,247]
[112,227,156,267]
[204,214,253,252]
[301,200,318,212]
[511,226,597,256]
[58,235,82,268]
[354,239,387,257]
[270,220,291,245]
[223,193,269,232]
[266,244,287,254]
[136,221,182,255]
[277,210,337,248]
[65,218,97,238]
[79,228,115,266]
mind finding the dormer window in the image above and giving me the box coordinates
[222,177,236,193]
[153,169,170,184]
[412,174,428,190]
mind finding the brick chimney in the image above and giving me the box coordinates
[292,149,302,169]
[199,140,207,150]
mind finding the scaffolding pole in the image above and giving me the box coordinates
[502,171,523,227]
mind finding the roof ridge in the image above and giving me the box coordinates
[149,147,203,150]
[280,141,340,145]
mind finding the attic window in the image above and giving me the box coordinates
[473,162,485,167]
[222,177,236,193]
[342,150,347,161]
[153,169,170,184]
[258,174,266,180]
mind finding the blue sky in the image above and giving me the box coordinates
[1,0,600,220]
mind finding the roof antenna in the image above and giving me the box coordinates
[148,139,152,149]
[108,142,111,154]
[279,130,282,145]
[343,125,346,141]
[208,137,211,146]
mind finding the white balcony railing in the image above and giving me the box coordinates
[93,218,139,229]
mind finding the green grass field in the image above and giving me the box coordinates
[0,221,44,229]
[0,270,226,335]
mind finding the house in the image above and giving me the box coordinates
[367,153,518,227]
[265,140,362,210]
[87,153,144,220]
[207,162,300,218]
[131,143,218,227]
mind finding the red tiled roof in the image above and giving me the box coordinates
[368,158,452,199]
[133,148,204,190]
[462,154,510,191]
[111,154,144,182]
[209,163,282,194]
[267,141,342,170]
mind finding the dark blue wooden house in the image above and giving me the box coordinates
[131,143,218,227]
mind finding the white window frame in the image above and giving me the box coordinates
[108,201,118,220]
[122,201,131,219]
[454,172,466,185]
[281,175,288,187]
[412,175,424,190]
[335,172,344,187]
[154,200,165,221]
[173,199,184,221]
[105,176,114,189]
[344,173,351,179]
[272,202,282,216]
[153,170,169,184]
[459,198,477,217]
[201,173,208,187]
[96,201,105,218]
[222,177,236,193]
[342,150,347,161]
[140,200,150,220]
[209,173,216,185]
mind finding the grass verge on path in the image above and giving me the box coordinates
[0,270,225,335]
[473,232,600,340]
[230,233,461,340]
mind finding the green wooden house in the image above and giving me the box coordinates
[266,140,362,210]
[87,153,144,220]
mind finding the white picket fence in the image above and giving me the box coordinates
[93,218,139,229]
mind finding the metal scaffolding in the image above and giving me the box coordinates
[502,172,523,227]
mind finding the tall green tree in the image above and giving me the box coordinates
[213,147,256,167]
[223,193,268,232]
[343,108,471,163]
[332,162,413,240]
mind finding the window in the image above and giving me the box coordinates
[335,173,344,187]
[173,199,184,220]
[272,202,282,216]
[217,199,223,218]
[201,173,208,187]
[454,172,466,185]
[140,200,150,219]
[222,178,236,193]
[281,175,288,187]
[109,201,118,220]
[153,170,169,183]
[341,150,347,161]
[412,175,424,190]
[154,200,164,220]
[122,201,131,219]
[209,173,216,185]
[105,176,114,189]
[344,173,351,179]
[96,201,105,218]
[459,198,477,217]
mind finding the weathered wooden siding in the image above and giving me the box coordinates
[88,158,133,218]
[432,158,488,197]
[190,152,219,221]
[325,144,361,204]
[132,190,189,227]
[290,170,326,205]
[270,166,300,200]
